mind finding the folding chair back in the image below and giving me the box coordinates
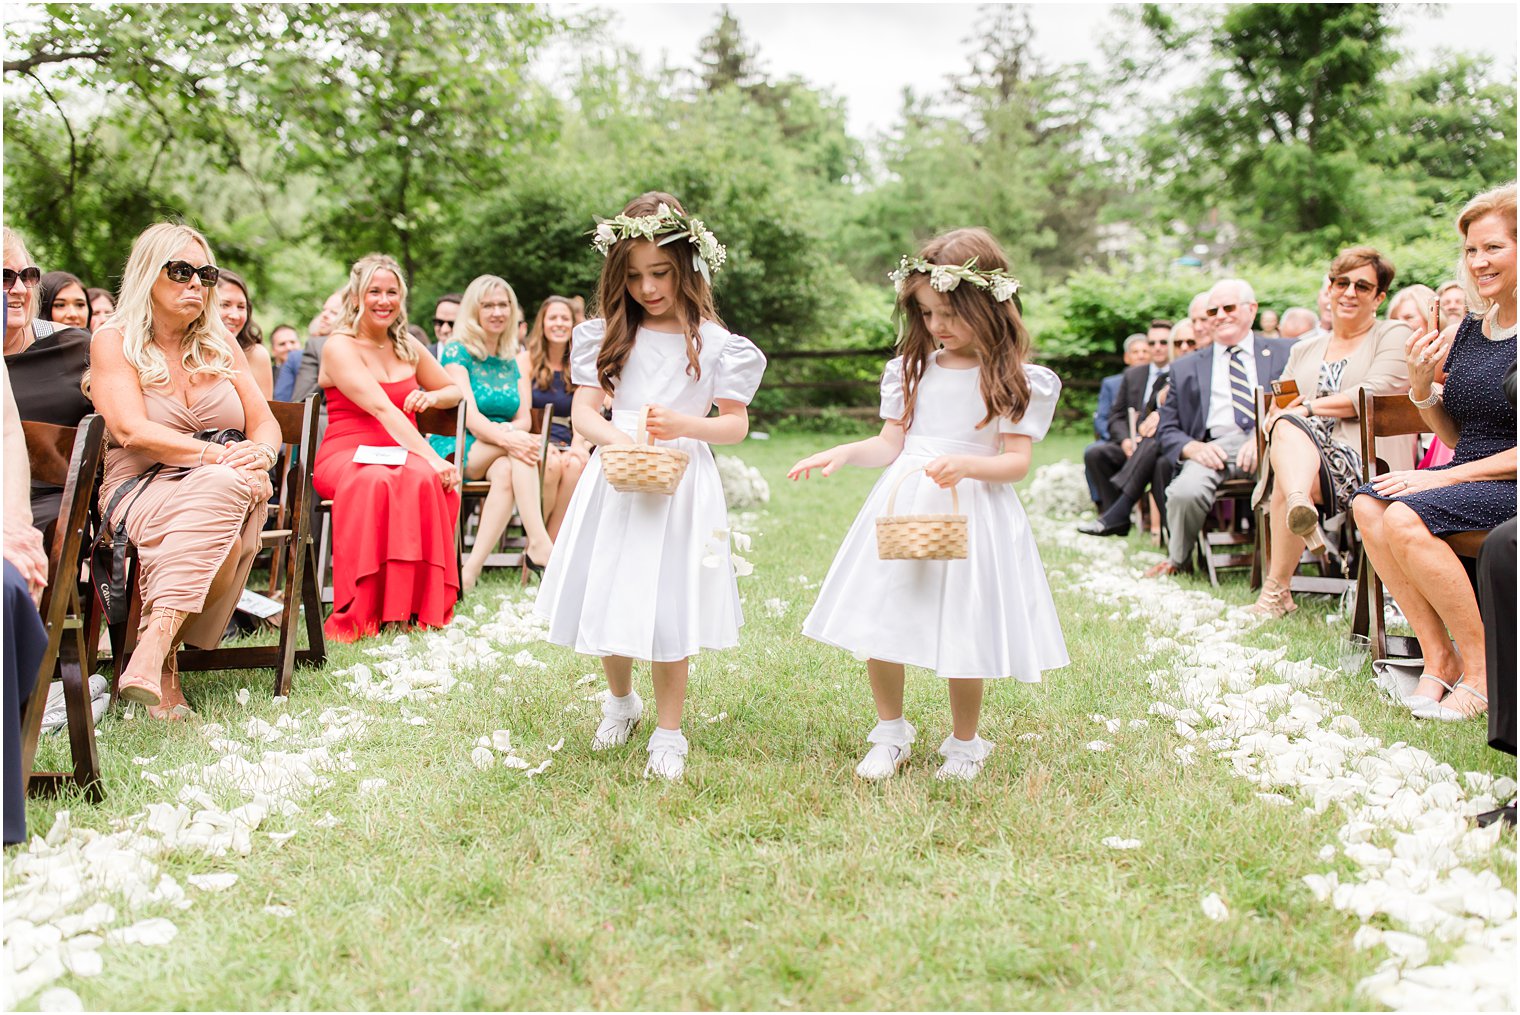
[20,414,106,800]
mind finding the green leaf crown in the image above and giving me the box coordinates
[889,255,1022,306]
[590,204,727,283]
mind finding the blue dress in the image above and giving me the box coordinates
[428,343,522,462]
[1355,314,1517,535]
[532,368,575,446]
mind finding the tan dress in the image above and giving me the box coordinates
[100,381,269,649]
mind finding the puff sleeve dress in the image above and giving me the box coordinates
[534,319,767,661]
[802,352,1070,680]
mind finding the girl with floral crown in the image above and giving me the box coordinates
[789,227,1069,782]
[534,192,766,781]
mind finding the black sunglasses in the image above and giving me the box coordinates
[1204,303,1240,318]
[162,260,220,286]
[1172,338,1196,347]
[3,266,42,289]
[432,318,455,330]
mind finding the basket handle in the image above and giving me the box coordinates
[884,466,960,517]
[635,405,652,447]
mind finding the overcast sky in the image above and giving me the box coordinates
[543,2,1519,140]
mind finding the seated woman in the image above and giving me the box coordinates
[3,229,94,541]
[313,254,464,641]
[86,287,115,332]
[38,270,93,331]
[90,223,278,718]
[216,270,274,399]
[1388,283,1455,469]
[526,295,591,540]
[429,276,549,591]
[1353,184,1518,720]
[1249,246,1414,618]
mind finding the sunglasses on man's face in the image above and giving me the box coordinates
[1172,338,1196,348]
[1329,276,1378,296]
[3,266,42,290]
[433,318,454,330]
[1205,303,1240,318]
[162,260,221,286]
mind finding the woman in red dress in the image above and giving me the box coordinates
[313,254,464,642]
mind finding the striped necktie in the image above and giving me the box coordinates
[1227,347,1254,431]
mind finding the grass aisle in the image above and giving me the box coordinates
[15,432,1513,1011]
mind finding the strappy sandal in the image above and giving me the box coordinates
[117,607,185,707]
[1404,673,1456,711]
[1416,677,1489,722]
[1246,577,1297,618]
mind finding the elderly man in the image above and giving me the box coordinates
[1277,307,1319,341]
[1187,291,1216,350]
[1084,324,1171,514]
[1084,333,1149,505]
[1144,279,1295,577]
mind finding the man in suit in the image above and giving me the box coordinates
[1144,279,1294,577]
[290,288,346,405]
[1084,332,1152,507]
[1080,319,1195,537]
[1083,322,1172,515]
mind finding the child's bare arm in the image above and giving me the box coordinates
[924,434,1034,487]
[788,420,906,479]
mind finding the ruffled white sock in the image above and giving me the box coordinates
[866,716,916,747]
[647,726,688,755]
[603,690,643,720]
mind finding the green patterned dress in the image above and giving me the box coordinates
[427,342,522,462]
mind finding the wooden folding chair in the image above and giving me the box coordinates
[112,396,326,698]
[1252,390,1357,598]
[1194,398,1262,588]
[1351,390,1486,659]
[314,401,466,604]
[20,414,106,801]
[454,403,530,579]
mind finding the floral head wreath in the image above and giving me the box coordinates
[591,203,727,284]
[889,255,1022,310]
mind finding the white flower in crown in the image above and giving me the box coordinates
[991,276,1020,303]
[592,222,617,255]
[590,204,726,278]
[929,265,960,292]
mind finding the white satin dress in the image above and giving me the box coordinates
[534,319,767,662]
[803,352,1070,680]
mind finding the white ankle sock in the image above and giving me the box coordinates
[867,716,915,747]
[648,726,687,754]
[603,690,642,719]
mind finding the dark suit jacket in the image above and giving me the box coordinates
[291,335,327,404]
[1107,363,1158,443]
[1157,337,1295,463]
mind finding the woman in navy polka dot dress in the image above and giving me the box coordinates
[1353,184,1517,722]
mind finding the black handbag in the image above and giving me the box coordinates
[89,428,247,625]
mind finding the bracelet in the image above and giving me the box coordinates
[1409,383,1444,409]
[255,442,279,468]
[197,443,213,467]
[1304,400,1315,417]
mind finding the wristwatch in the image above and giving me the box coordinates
[1304,401,1315,417]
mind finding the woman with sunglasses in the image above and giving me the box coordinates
[89,223,280,718]
[1248,246,1414,618]
[3,228,95,542]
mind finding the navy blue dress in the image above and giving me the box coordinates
[1355,314,1517,534]
[532,369,575,446]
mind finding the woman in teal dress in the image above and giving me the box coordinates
[430,275,551,590]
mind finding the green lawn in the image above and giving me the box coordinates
[17,430,1512,1011]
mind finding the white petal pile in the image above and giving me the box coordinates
[1030,496,1517,1013]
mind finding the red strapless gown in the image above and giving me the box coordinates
[313,379,460,642]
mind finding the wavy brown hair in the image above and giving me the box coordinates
[592,191,721,393]
[895,228,1032,431]
[526,295,581,391]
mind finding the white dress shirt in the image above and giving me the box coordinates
[1205,334,1257,435]
[1143,363,1164,406]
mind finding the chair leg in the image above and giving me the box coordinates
[300,541,327,666]
[58,626,103,801]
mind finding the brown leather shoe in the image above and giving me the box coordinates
[1142,560,1183,578]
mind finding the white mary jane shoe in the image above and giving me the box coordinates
[644,728,688,781]
[855,718,916,781]
[591,692,643,751]
[935,734,995,782]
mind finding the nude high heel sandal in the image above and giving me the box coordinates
[117,606,186,707]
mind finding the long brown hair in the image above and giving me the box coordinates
[895,228,1032,430]
[527,295,581,391]
[592,191,722,393]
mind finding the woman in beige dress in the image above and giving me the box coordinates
[1248,246,1413,618]
[90,223,279,718]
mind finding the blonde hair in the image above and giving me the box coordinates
[335,254,416,364]
[3,226,37,334]
[1387,284,1436,330]
[455,274,521,362]
[105,223,238,392]
[1456,183,1517,315]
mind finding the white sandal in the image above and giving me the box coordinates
[856,718,916,781]
[644,727,687,781]
[935,734,995,782]
[591,691,642,751]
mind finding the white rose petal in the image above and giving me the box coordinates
[1086,740,1113,752]
[235,688,250,706]
[1201,893,1229,921]
[264,905,296,919]
[188,873,239,891]
[1102,837,1142,850]
[471,746,495,770]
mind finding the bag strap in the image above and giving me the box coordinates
[99,463,168,542]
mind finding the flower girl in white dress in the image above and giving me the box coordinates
[789,228,1068,782]
[535,192,766,781]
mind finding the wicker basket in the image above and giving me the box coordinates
[601,405,690,495]
[875,467,967,560]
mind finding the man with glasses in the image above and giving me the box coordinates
[429,293,462,359]
[1144,279,1294,577]
[1082,322,1174,521]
